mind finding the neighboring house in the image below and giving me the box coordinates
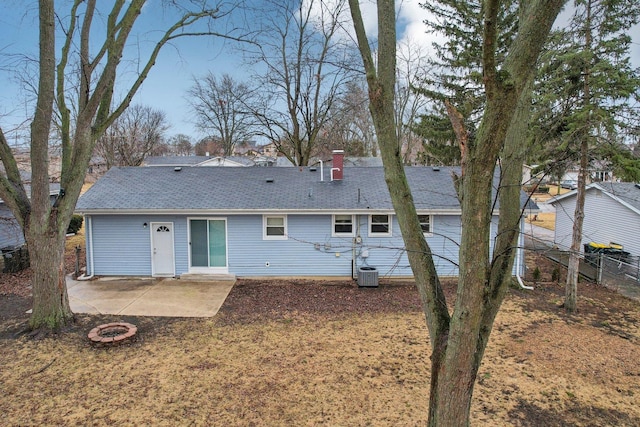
[0,204,25,250]
[76,152,530,280]
[86,156,108,183]
[261,142,278,157]
[552,182,640,256]
[0,184,60,249]
[522,164,548,186]
[143,156,254,167]
[561,160,616,184]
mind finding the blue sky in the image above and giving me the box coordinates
[0,1,638,146]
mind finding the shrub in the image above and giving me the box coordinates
[532,266,541,283]
[67,214,84,234]
[536,185,549,194]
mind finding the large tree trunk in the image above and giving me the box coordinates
[565,0,593,313]
[428,78,534,425]
[348,0,564,424]
[565,137,588,312]
[27,230,73,330]
[25,0,74,330]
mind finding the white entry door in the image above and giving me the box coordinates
[151,222,175,276]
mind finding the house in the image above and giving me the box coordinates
[260,142,279,157]
[561,160,616,185]
[0,184,61,250]
[0,203,25,250]
[143,155,254,167]
[551,182,640,256]
[76,151,529,280]
[86,156,108,182]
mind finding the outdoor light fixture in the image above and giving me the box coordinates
[143,223,148,228]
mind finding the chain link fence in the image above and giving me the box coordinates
[536,245,640,301]
[588,253,640,300]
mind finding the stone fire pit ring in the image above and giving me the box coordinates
[88,322,137,345]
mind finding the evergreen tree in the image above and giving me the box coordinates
[413,0,518,164]
[531,0,640,311]
[530,0,640,180]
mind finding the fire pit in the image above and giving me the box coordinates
[88,322,137,345]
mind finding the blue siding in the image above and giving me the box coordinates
[86,215,187,276]
[228,215,353,276]
[86,213,464,278]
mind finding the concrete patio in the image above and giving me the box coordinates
[66,275,235,317]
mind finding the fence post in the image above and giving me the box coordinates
[597,252,603,285]
[75,245,81,278]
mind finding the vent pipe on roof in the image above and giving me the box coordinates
[331,150,344,181]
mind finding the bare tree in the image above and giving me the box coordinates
[246,0,356,165]
[396,40,431,164]
[348,0,564,424]
[168,134,193,156]
[95,104,169,168]
[0,0,242,332]
[320,79,377,156]
[187,73,258,156]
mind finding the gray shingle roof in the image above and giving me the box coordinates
[593,182,640,213]
[143,156,210,166]
[76,166,463,213]
[551,182,640,214]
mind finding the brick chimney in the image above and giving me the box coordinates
[331,150,344,181]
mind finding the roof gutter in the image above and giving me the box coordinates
[75,208,465,216]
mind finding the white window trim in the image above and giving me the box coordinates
[368,214,392,237]
[418,214,434,237]
[332,214,355,237]
[263,215,288,240]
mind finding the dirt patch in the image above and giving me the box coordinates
[218,278,457,324]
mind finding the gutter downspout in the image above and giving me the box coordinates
[352,216,361,280]
[78,215,95,280]
[516,224,533,290]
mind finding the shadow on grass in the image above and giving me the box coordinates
[508,398,640,426]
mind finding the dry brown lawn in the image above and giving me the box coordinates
[1,253,639,425]
[526,211,556,230]
[524,185,573,231]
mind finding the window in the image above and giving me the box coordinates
[263,215,287,240]
[369,214,391,236]
[333,215,354,236]
[418,215,432,235]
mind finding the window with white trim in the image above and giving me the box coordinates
[263,215,287,240]
[369,214,391,236]
[418,215,432,235]
[332,214,354,236]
